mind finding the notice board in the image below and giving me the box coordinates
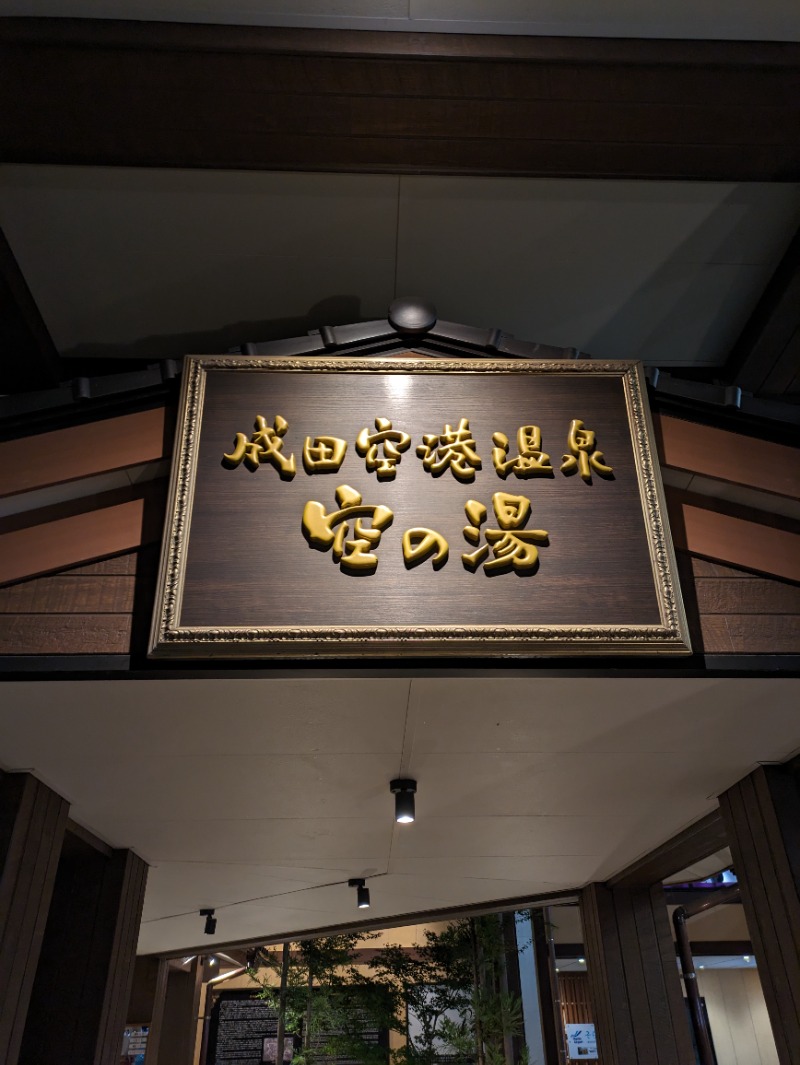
[150,356,689,658]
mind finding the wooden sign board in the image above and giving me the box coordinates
[150,356,690,658]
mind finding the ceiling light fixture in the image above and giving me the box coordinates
[348,878,370,909]
[200,908,217,935]
[390,778,417,823]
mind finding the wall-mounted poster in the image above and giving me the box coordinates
[565,1023,598,1059]
[151,356,689,658]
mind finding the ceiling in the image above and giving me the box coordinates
[0,676,798,954]
[1,165,798,370]
[2,0,799,40]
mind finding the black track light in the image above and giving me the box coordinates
[390,778,417,824]
[200,908,217,935]
[348,878,370,909]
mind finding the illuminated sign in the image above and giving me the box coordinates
[150,356,690,658]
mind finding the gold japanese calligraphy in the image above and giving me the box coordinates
[462,492,548,575]
[402,528,449,569]
[220,414,616,576]
[302,485,394,574]
[492,426,553,478]
[356,418,412,479]
[303,435,347,473]
[222,414,296,478]
[561,419,613,482]
[417,418,482,481]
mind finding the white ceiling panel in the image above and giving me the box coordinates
[0,675,798,953]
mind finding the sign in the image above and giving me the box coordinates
[207,993,285,1065]
[150,356,689,658]
[565,1023,598,1059]
[207,990,387,1065]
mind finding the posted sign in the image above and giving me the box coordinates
[150,356,689,658]
[565,1023,598,1059]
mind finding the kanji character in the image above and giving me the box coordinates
[302,485,393,574]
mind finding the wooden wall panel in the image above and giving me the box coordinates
[582,882,694,1065]
[0,547,798,657]
[0,481,167,586]
[0,615,132,655]
[0,773,69,1065]
[1,20,798,181]
[0,575,135,614]
[666,489,800,585]
[19,844,148,1065]
[0,407,171,499]
[653,414,800,501]
[718,766,800,1065]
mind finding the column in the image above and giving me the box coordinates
[718,763,800,1065]
[19,837,148,1065]
[581,882,694,1065]
[0,772,69,1065]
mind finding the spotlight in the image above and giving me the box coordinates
[200,908,217,935]
[390,778,417,824]
[348,878,370,909]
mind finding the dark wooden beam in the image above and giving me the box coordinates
[727,228,800,399]
[1,18,798,181]
[581,882,695,1065]
[0,773,69,1065]
[609,810,727,888]
[718,765,800,1065]
[0,229,61,394]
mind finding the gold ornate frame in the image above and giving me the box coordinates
[149,356,691,658]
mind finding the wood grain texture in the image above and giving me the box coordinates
[0,407,171,499]
[582,883,694,1065]
[654,413,800,501]
[0,481,166,587]
[0,614,132,655]
[177,366,663,634]
[718,766,800,1065]
[1,19,798,180]
[699,614,800,654]
[0,575,135,614]
[666,489,800,584]
[695,578,800,615]
[19,843,148,1065]
[65,553,138,577]
[0,773,69,1065]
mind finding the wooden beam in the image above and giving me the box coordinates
[0,228,61,394]
[666,487,800,583]
[0,773,69,1065]
[654,412,800,501]
[0,482,166,587]
[718,765,800,1065]
[1,18,798,181]
[0,406,173,499]
[19,845,148,1065]
[581,882,695,1065]
[609,810,727,888]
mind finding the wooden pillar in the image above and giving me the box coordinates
[142,956,170,1063]
[718,763,800,1065]
[0,772,69,1065]
[581,882,694,1065]
[154,955,204,1065]
[18,835,148,1065]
